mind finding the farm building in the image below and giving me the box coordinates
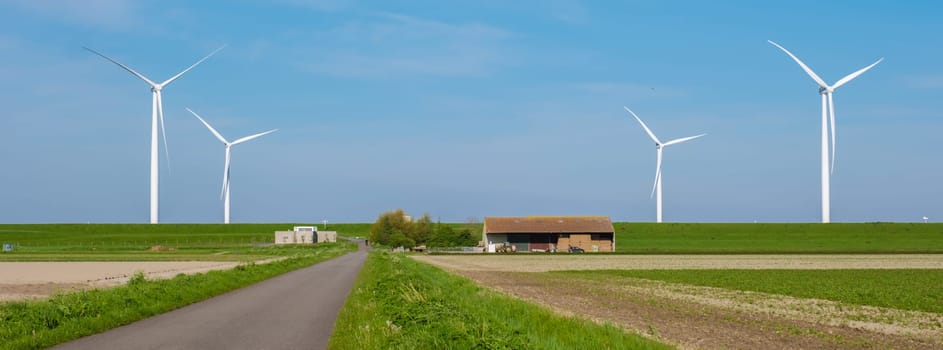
[483,216,615,253]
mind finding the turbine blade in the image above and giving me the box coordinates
[157,91,171,173]
[663,133,706,146]
[231,129,278,145]
[828,92,836,174]
[160,45,227,87]
[651,148,662,199]
[84,47,158,87]
[186,108,229,144]
[222,147,231,200]
[833,58,883,89]
[624,106,661,144]
[767,40,829,89]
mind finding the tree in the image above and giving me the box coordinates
[411,213,433,244]
[369,209,411,246]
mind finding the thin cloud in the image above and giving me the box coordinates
[3,0,138,30]
[546,0,590,24]
[572,82,688,99]
[298,13,516,78]
[267,0,353,12]
[901,74,943,89]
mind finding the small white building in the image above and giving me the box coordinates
[274,226,337,244]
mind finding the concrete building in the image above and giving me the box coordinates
[316,231,337,243]
[483,216,615,253]
[274,230,313,244]
[274,226,337,244]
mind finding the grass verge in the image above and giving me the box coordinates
[565,269,943,313]
[329,252,671,350]
[0,242,355,350]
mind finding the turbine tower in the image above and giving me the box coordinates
[85,45,226,224]
[187,108,277,224]
[768,40,882,223]
[624,107,705,223]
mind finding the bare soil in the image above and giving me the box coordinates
[412,254,943,272]
[0,261,244,301]
[414,254,943,350]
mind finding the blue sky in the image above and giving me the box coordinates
[1,1,941,223]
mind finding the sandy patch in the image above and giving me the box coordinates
[0,261,244,302]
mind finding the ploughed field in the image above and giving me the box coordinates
[414,254,943,349]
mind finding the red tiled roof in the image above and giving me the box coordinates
[484,216,614,234]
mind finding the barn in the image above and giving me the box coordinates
[482,216,615,253]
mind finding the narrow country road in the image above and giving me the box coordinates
[53,243,368,350]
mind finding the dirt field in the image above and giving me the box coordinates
[412,254,943,272]
[0,261,244,301]
[414,254,943,350]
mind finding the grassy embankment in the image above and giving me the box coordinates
[0,223,370,261]
[329,252,671,350]
[563,269,943,314]
[0,241,355,350]
[614,223,943,253]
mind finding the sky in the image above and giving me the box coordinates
[1,1,941,224]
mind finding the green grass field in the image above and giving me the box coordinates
[0,223,370,261]
[329,252,670,350]
[613,223,943,253]
[564,269,943,314]
[4,222,940,256]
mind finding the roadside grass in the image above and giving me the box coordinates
[563,269,943,314]
[613,223,943,253]
[329,252,671,350]
[0,242,355,350]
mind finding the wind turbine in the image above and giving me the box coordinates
[768,40,882,223]
[85,45,226,224]
[187,108,277,224]
[624,107,705,223]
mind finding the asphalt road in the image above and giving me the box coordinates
[53,243,367,350]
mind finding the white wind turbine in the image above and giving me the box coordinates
[624,107,705,223]
[768,40,882,223]
[86,45,226,224]
[187,108,277,224]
